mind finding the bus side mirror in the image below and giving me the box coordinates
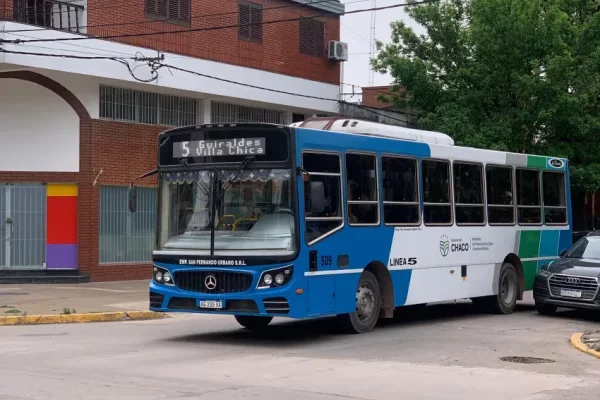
[559,249,567,257]
[128,185,137,213]
[310,181,325,214]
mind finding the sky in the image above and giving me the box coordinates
[339,0,424,102]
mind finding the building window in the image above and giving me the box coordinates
[99,85,199,127]
[211,101,285,124]
[239,0,263,42]
[516,168,542,225]
[382,156,420,225]
[299,18,325,58]
[303,152,343,244]
[422,159,452,225]
[99,186,157,263]
[144,0,191,26]
[543,171,567,225]
[346,153,379,225]
[486,165,515,225]
[453,162,485,225]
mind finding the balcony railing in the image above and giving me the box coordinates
[13,0,84,33]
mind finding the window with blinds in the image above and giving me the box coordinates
[99,85,199,127]
[211,101,285,124]
[299,18,325,58]
[144,0,191,26]
[238,0,263,42]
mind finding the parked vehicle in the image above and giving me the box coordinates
[534,232,600,315]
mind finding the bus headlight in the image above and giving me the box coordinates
[275,274,285,285]
[154,266,174,286]
[257,265,293,289]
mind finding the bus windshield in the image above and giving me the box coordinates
[157,168,296,255]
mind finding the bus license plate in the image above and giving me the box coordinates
[560,289,582,298]
[198,300,224,309]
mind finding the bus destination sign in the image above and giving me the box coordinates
[173,138,266,158]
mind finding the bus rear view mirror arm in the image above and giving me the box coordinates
[128,169,158,213]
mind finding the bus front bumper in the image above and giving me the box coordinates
[148,280,307,319]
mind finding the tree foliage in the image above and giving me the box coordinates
[372,0,600,193]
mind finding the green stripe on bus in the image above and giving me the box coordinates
[518,230,541,290]
[518,230,541,259]
[522,261,538,289]
[526,155,547,169]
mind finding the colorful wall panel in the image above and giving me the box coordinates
[46,184,78,270]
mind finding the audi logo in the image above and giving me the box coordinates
[204,275,217,290]
[566,277,581,285]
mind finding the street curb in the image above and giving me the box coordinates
[0,311,168,326]
[570,333,600,359]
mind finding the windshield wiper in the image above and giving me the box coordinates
[221,155,255,191]
[180,159,211,198]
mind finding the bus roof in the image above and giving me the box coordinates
[293,117,455,146]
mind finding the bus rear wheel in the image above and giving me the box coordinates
[234,315,273,330]
[338,270,381,334]
[473,262,518,314]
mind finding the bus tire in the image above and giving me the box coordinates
[234,315,273,330]
[338,270,381,334]
[490,262,519,314]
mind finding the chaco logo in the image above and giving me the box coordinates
[548,158,564,169]
[440,235,450,257]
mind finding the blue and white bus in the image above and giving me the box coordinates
[129,117,572,333]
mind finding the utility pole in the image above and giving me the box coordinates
[368,0,376,86]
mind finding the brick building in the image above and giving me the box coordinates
[0,0,345,282]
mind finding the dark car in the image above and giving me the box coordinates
[533,232,600,315]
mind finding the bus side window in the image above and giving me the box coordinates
[346,153,379,226]
[302,152,344,243]
[453,162,485,225]
[486,165,515,225]
[382,156,420,225]
[422,159,452,225]
[542,171,567,225]
[516,168,542,225]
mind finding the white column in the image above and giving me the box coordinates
[284,110,293,125]
[202,99,211,124]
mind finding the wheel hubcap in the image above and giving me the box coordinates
[501,274,516,305]
[356,284,376,321]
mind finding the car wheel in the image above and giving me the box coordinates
[234,315,273,330]
[535,302,557,316]
[338,270,381,334]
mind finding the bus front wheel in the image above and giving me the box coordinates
[338,270,382,334]
[234,315,273,330]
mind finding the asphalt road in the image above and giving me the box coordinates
[1,293,600,400]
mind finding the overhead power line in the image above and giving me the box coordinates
[0,0,439,44]
[3,0,370,34]
[0,48,164,82]
[150,62,418,123]
[0,46,417,124]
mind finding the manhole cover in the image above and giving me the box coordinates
[500,356,555,364]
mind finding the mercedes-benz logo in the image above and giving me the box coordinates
[204,275,217,290]
[566,277,581,285]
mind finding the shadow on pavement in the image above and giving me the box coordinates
[166,299,540,347]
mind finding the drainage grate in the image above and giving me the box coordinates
[499,356,555,364]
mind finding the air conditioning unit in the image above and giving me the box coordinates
[328,40,348,62]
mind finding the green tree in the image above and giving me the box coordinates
[372,0,600,193]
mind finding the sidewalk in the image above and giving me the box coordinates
[0,280,150,317]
